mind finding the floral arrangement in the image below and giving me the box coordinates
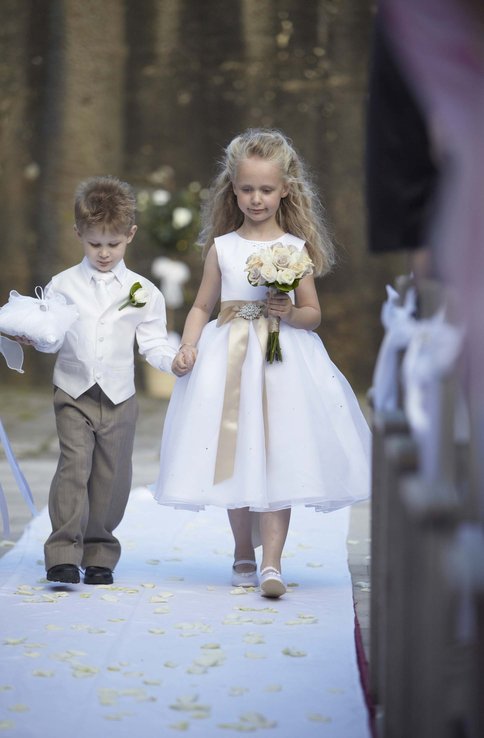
[245,243,314,362]
[136,175,204,255]
[118,282,150,311]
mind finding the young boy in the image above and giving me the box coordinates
[35,175,176,585]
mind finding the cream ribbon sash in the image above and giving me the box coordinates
[214,300,269,484]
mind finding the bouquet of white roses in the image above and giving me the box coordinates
[245,243,314,362]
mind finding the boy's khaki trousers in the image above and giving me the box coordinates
[44,384,138,571]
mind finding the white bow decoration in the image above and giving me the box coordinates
[401,311,464,435]
[371,285,417,412]
[372,283,466,484]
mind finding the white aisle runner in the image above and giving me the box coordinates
[0,488,371,737]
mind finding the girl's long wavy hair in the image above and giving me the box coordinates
[197,128,335,276]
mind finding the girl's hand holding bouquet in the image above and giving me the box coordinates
[245,243,314,362]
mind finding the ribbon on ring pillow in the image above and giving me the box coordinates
[214,300,269,484]
[0,419,38,537]
[0,334,24,373]
[0,333,32,536]
[0,479,9,537]
[371,285,417,412]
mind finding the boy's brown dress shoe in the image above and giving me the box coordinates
[46,564,80,584]
[84,566,113,585]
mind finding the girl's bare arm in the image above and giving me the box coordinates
[172,245,221,376]
[266,275,321,331]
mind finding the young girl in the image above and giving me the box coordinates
[153,128,370,597]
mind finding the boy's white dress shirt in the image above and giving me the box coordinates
[42,257,176,404]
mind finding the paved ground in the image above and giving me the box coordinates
[0,386,371,664]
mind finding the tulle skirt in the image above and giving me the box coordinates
[154,318,371,512]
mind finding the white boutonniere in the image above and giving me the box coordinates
[118,281,150,311]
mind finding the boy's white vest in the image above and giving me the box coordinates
[48,263,169,404]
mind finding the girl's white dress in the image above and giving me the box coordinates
[154,232,371,513]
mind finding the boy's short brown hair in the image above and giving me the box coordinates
[74,175,136,235]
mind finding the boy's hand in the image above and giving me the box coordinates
[11,335,36,346]
[172,344,198,376]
